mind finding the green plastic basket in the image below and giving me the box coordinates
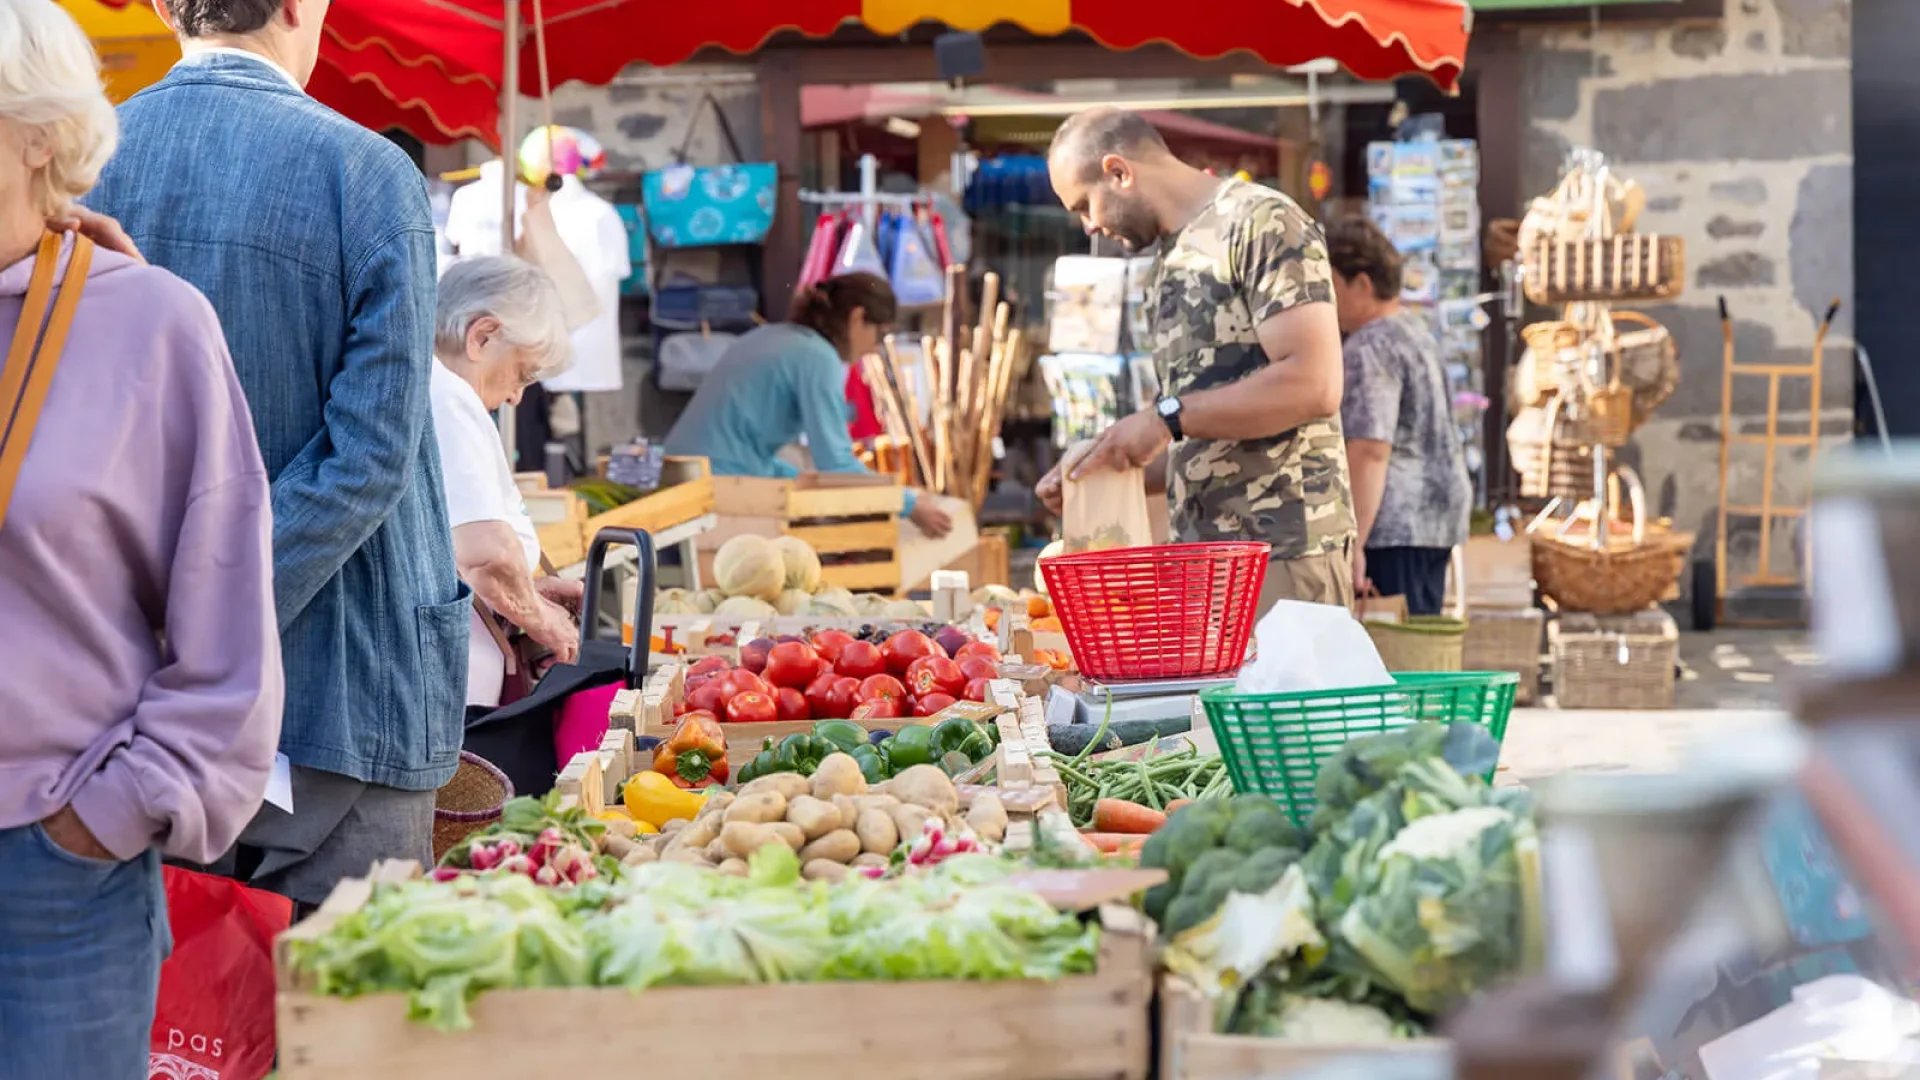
[1200,671,1519,824]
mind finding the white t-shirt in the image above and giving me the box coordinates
[431,362,543,708]
[444,165,633,393]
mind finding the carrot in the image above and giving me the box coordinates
[1092,798,1167,835]
[1080,832,1148,855]
[1164,799,1194,817]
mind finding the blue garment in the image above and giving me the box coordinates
[0,826,167,1080]
[663,323,916,513]
[88,55,468,790]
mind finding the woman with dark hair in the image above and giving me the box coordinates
[665,271,953,537]
[1328,216,1470,615]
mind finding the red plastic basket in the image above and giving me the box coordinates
[1038,542,1271,682]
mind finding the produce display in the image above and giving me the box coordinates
[657,534,926,619]
[1041,715,1233,828]
[287,844,1096,1031]
[677,628,1005,724]
[434,794,613,888]
[733,713,998,786]
[570,476,647,516]
[1148,723,1537,1039]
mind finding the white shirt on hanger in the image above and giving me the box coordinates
[444,163,632,393]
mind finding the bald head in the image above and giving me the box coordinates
[1048,107,1170,181]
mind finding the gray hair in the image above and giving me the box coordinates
[0,0,119,217]
[434,256,573,376]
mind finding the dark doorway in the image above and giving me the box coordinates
[1853,0,1916,438]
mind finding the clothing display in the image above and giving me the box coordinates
[430,363,542,708]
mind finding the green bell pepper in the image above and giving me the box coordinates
[812,720,869,755]
[773,734,833,775]
[885,724,935,770]
[849,743,889,784]
[954,730,994,764]
[930,716,985,757]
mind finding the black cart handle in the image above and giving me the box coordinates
[580,527,655,686]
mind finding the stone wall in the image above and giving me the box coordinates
[1519,0,1851,595]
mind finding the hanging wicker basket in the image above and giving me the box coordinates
[1611,310,1680,427]
[1523,234,1687,305]
[1567,384,1636,448]
[1509,403,1600,499]
[1532,528,1694,615]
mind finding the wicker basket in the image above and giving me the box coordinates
[1550,609,1678,709]
[1611,311,1680,427]
[1532,528,1694,615]
[432,751,514,863]
[1509,404,1599,499]
[1463,607,1545,705]
[1567,384,1636,448]
[1365,616,1468,672]
[1523,235,1687,304]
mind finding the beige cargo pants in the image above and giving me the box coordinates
[1255,537,1356,617]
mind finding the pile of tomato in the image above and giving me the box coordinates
[677,629,1005,724]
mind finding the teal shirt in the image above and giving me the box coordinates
[664,323,915,513]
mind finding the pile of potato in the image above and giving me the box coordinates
[618,753,1007,883]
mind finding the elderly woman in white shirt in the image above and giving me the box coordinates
[431,256,584,708]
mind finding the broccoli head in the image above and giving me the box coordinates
[1141,800,1233,890]
[1233,846,1300,897]
[1162,848,1241,937]
[1223,797,1306,854]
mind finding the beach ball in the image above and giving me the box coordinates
[518,125,607,188]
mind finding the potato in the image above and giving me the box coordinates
[660,818,689,835]
[966,793,1008,843]
[679,816,720,849]
[663,847,710,865]
[856,807,899,855]
[601,834,640,860]
[740,773,811,801]
[718,858,749,877]
[704,837,732,863]
[850,853,889,870]
[853,794,901,813]
[810,753,867,800]
[831,793,860,829]
[767,821,806,851]
[799,828,861,864]
[802,859,850,883]
[704,790,737,812]
[888,803,933,845]
[599,816,639,841]
[785,795,841,841]
[724,791,788,825]
[889,765,959,816]
[621,845,659,867]
[721,820,785,858]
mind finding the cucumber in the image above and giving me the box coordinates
[1046,717,1192,757]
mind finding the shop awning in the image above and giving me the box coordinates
[93,0,1470,146]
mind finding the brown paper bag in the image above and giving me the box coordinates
[1356,587,1409,624]
[1060,439,1154,553]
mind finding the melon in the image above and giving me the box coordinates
[713,595,778,621]
[712,534,785,600]
[772,535,823,593]
[774,588,812,616]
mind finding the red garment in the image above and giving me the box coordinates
[845,361,884,441]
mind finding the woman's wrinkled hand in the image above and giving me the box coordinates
[49,207,143,263]
[534,575,584,615]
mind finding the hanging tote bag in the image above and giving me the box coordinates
[641,94,777,248]
[887,213,946,307]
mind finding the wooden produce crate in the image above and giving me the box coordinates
[579,455,715,541]
[521,484,588,570]
[698,473,905,593]
[1449,534,1535,611]
[1463,607,1545,705]
[1157,974,1451,1080]
[1549,608,1679,710]
[276,875,1154,1080]
[643,609,995,663]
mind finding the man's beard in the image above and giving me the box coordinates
[1107,199,1160,252]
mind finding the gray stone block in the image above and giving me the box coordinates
[1697,252,1777,288]
[1672,25,1729,59]
[1706,215,1766,239]
[1525,50,1608,122]
[1592,71,1849,162]
[1710,178,1769,206]
[1776,0,1850,59]
[1647,195,1685,213]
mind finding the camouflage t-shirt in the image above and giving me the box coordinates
[1149,180,1355,558]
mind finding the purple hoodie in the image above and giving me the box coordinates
[0,235,282,863]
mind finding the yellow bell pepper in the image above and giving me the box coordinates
[623,770,707,828]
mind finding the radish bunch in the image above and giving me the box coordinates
[433,827,599,888]
[859,819,982,879]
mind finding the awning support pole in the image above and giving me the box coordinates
[497,0,521,460]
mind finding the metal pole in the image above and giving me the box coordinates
[497,1,521,462]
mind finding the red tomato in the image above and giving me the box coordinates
[803,672,840,718]
[913,692,957,718]
[835,640,886,679]
[739,638,775,674]
[850,698,901,721]
[810,630,856,665]
[957,657,998,683]
[775,686,811,722]
[857,674,907,705]
[763,642,821,689]
[688,655,731,677]
[823,676,862,718]
[725,690,778,724]
[680,709,720,727]
[905,656,967,698]
[719,669,769,700]
[686,681,727,715]
[954,640,1003,664]
[880,629,940,676]
[962,677,992,703]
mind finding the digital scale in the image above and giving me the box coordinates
[1043,674,1238,732]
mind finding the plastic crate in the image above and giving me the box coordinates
[1200,672,1519,824]
[1038,542,1268,682]
[651,283,759,329]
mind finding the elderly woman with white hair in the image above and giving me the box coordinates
[0,1,283,1075]
[431,255,584,709]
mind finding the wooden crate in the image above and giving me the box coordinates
[1549,609,1678,710]
[700,473,906,593]
[522,485,588,570]
[580,455,715,540]
[1450,534,1535,611]
[1157,974,1451,1080]
[1462,607,1545,705]
[276,884,1153,1080]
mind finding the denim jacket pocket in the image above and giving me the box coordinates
[416,590,473,761]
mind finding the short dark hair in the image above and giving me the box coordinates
[165,0,282,37]
[1326,216,1403,300]
[1048,108,1170,181]
[788,272,897,345]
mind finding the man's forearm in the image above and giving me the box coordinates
[1177,358,1340,442]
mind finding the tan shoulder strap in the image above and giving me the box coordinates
[0,232,93,528]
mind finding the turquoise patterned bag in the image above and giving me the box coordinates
[641,94,776,248]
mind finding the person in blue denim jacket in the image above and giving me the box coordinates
[87,0,469,909]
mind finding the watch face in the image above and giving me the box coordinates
[1158,398,1179,417]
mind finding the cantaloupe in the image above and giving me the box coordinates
[712,534,785,600]
[772,535,822,593]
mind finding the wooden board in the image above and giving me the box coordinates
[788,518,899,553]
[818,559,902,593]
[1156,974,1451,1080]
[582,462,715,538]
[693,514,785,553]
[897,495,980,592]
[276,894,1151,1080]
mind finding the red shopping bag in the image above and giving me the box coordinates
[148,866,293,1080]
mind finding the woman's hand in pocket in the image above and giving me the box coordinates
[40,804,116,862]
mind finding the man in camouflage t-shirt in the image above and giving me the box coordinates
[1037,108,1356,612]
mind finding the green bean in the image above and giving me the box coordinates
[1136,761,1163,810]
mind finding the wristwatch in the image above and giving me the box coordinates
[1155,395,1185,441]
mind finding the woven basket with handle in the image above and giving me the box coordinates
[432,751,514,863]
[1532,527,1694,615]
[1365,615,1468,672]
